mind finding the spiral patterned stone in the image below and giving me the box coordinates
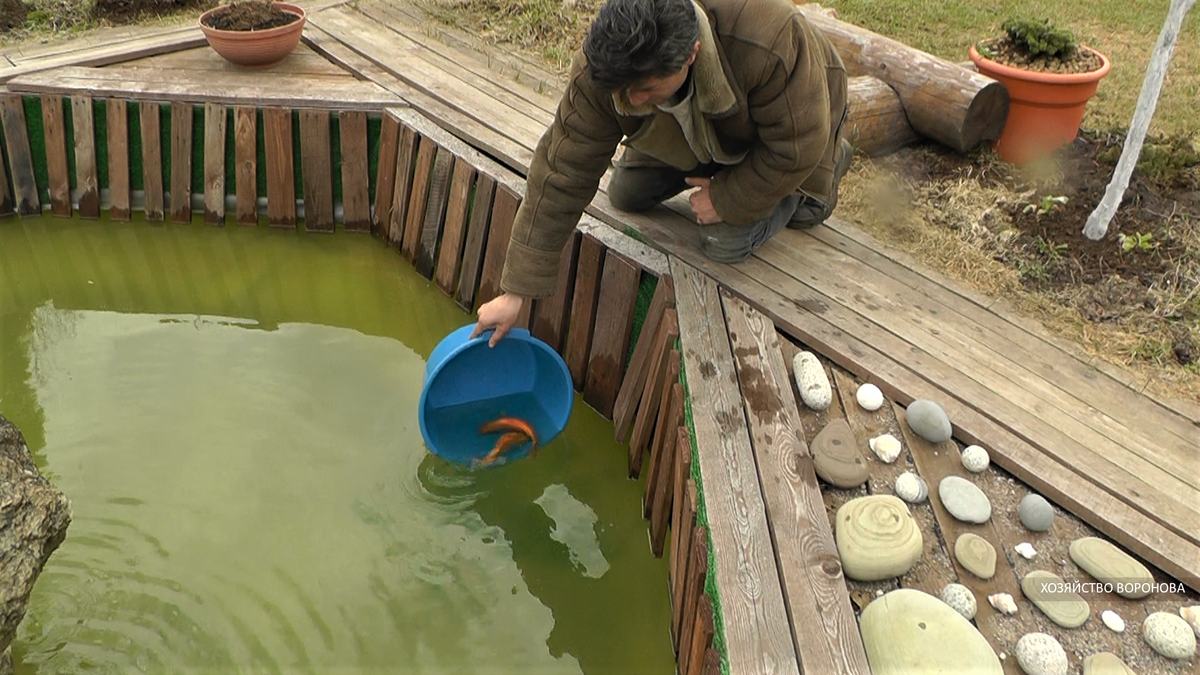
[836,495,923,582]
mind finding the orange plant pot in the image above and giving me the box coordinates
[199,2,306,69]
[969,44,1111,165]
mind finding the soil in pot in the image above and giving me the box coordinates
[977,35,1103,74]
[201,1,299,30]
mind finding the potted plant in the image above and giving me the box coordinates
[969,19,1111,165]
[199,0,307,69]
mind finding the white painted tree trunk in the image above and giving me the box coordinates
[1082,0,1197,240]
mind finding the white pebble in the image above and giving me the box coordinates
[869,433,902,463]
[792,351,831,411]
[1181,605,1200,637]
[1143,611,1197,660]
[894,472,928,504]
[940,583,977,620]
[856,383,884,411]
[1101,610,1125,633]
[988,593,1018,615]
[961,445,990,473]
[1015,633,1068,675]
[1015,542,1037,559]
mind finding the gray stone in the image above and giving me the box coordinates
[811,419,869,489]
[906,399,952,443]
[1082,651,1135,675]
[836,496,923,582]
[1022,570,1091,629]
[954,533,997,580]
[859,588,1002,675]
[1142,611,1196,660]
[1018,494,1055,532]
[1014,633,1068,675]
[1068,537,1154,598]
[940,583,976,620]
[1,414,72,668]
[939,476,991,523]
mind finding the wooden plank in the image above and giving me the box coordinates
[671,256,800,675]
[456,174,493,310]
[685,595,715,675]
[106,98,130,221]
[613,276,675,443]
[563,235,606,391]
[131,43,354,76]
[702,648,721,675]
[1,94,38,215]
[170,101,192,223]
[433,158,476,293]
[389,124,418,247]
[203,102,226,225]
[70,96,99,219]
[629,310,679,477]
[299,109,334,232]
[0,30,209,84]
[41,95,70,217]
[401,134,437,260]
[372,113,400,237]
[724,291,872,675]
[5,66,401,111]
[337,110,370,231]
[583,251,641,418]
[893,402,1032,675]
[475,184,520,308]
[263,107,295,228]
[139,101,163,221]
[677,529,708,675]
[671,466,697,652]
[530,231,581,355]
[234,106,257,226]
[811,221,1199,448]
[648,382,683,556]
[0,101,13,215]
[416,147,453,278]
[643,356,681,512]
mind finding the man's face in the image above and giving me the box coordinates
[624,41,700,107]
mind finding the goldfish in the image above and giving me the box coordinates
[475,416,538,468]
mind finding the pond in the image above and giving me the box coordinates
[0,215,675,675]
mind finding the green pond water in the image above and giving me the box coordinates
[0,215,675,675]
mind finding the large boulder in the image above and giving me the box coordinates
[0,414,71,674]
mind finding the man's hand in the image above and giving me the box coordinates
[684,177,720,224]
[470,292,526,347]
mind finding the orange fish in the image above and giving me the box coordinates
[475,416,539,468]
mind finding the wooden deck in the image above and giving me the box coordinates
[1,3,1197,674]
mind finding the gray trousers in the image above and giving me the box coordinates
[607,163,801,263]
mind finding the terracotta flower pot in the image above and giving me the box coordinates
[969,44,1111,165]
[199,2,306,69]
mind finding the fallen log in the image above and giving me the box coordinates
[845,75,920,157]
[799,5,1009,153]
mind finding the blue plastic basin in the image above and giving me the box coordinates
[419,324,574,466]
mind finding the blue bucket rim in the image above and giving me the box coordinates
[418,324,573,464]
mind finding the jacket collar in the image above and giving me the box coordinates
[612,0,739,117]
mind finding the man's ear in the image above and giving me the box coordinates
[687,40,700,65]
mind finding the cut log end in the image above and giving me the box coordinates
[962,80,1010,151]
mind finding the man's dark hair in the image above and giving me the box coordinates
[583,0,701,92]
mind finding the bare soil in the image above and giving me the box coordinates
[976,35,1105,74]
[200,0,298,30]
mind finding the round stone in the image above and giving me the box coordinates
[1142,611,1197,660]
[857,383,884,411]
[954,533,997,580]
[1021,570,1091,629]
[1018,494,1055,532]
[961,445,990,473]
[835,495,923,582]
[811,419,869,489]
[940,583,976,620]
[1068,537,1154,598]
[793,351,831,411]
[860,588,1002,675]
[894,471,928,504]
[939,475,991,523]
[1014,633,1068,675]
[1082,652,1135,675]
[906,399,952,443]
